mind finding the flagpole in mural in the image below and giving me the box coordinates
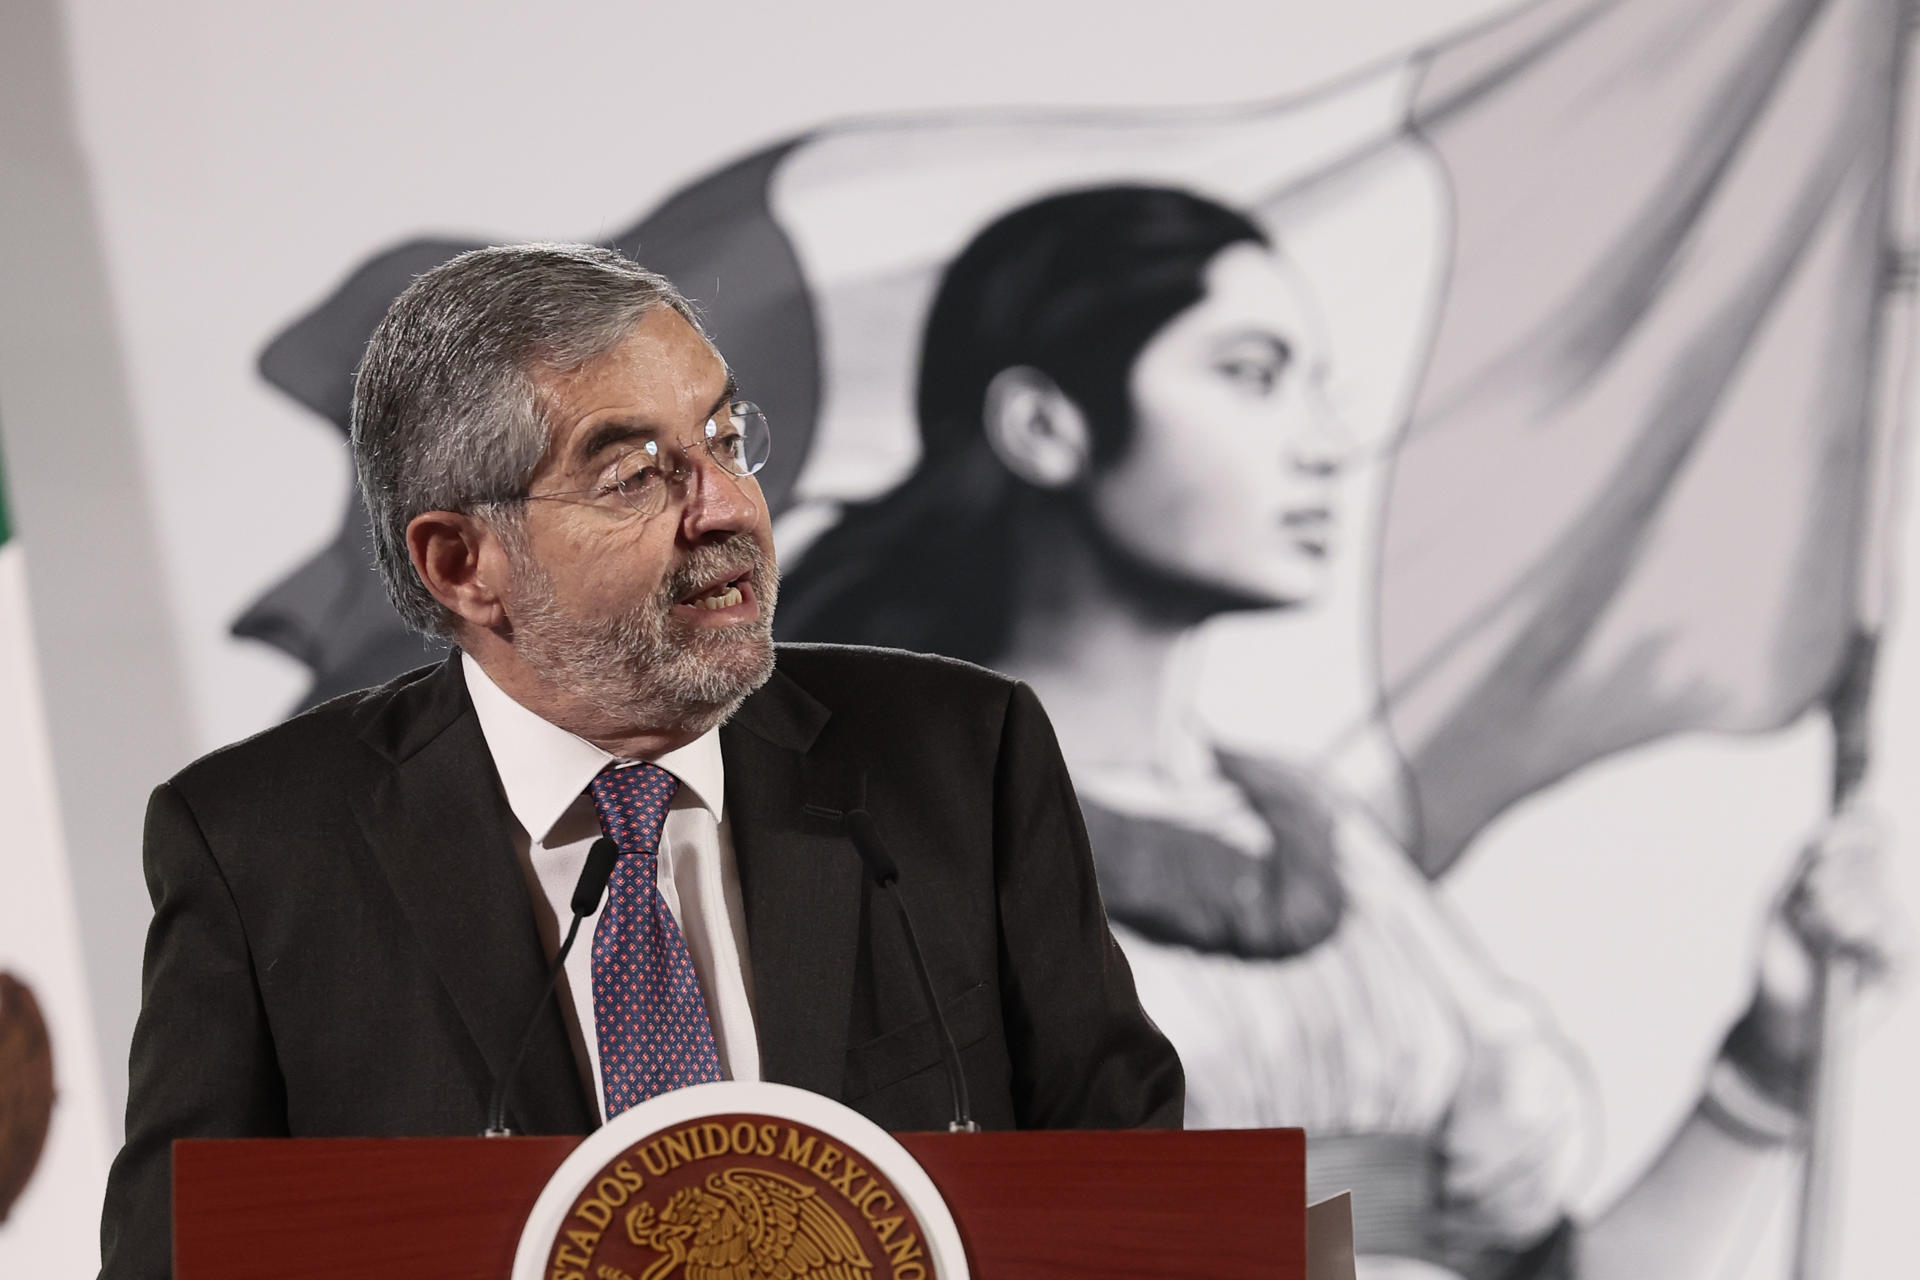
[1798,653,1877,1278]
[1796,43,1920,1265]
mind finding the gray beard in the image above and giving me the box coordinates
[506,534,778,738]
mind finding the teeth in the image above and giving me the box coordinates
[693,585,743,610]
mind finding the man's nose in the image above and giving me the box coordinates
[678,453,757,541]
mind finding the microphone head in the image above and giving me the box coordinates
[843,810,899,887]
[572,837,621,917]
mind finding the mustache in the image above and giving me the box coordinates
[663,535,776,604]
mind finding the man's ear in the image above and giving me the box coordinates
[982,366,1091,489]
[405,510,509,631]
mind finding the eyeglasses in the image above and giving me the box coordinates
[515,400,772,520]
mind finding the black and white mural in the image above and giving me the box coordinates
[218,1,1913,1275]
[4,0,1915,1274]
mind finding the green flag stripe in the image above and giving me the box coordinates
[0,434,11,547]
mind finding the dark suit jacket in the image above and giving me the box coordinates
[99,643,1182,1278]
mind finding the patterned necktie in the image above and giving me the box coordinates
[585,762,724,1115]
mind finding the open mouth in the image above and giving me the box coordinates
[678,569,752,612]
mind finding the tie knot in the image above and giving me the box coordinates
[587,762,681,856]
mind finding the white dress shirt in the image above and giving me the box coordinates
[461,653,760,1118]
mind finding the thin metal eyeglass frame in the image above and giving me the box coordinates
[509,401,771,519]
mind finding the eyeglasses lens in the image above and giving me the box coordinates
[609,402,771,516]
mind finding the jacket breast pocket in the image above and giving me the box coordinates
[840,980,998,1102]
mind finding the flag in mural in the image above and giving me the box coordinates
[236,0,1911,1274]
[0,433,112,1270]
[1381,0,1912,869]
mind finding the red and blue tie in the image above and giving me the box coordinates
[585,762,723,1115]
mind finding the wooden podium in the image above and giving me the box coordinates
[173,1129,1304,1278]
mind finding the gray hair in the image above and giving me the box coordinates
[350,242,707,636]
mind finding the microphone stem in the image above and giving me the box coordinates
[883,886,977,1133]
[485,911,585,1137]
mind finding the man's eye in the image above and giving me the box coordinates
[608,453,666,494]
[710,431,748,467]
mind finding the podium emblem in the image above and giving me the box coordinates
[514,1081,969,1280]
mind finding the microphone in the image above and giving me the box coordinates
[843,809,979,1133]
[485,836,621,1137]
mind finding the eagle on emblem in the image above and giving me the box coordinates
[624,1166,877,1280]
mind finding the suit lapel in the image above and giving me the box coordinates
[349,658,596,1135]
[721,667,864,1100]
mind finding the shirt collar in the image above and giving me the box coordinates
[461,651,726,845]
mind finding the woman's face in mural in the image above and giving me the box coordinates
[1090,241,1341,606]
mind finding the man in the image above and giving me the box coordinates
[99,243,1183,1278]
